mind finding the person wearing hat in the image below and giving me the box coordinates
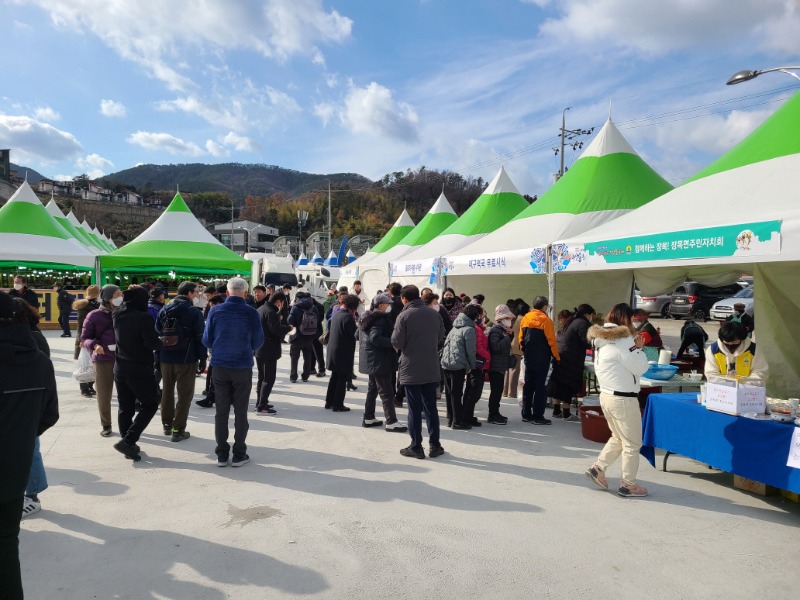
[486,304,517,425]
[73,285,101,397]
[53,282,75,337]
[548,303,595,421]
[112,287,163,461]
[0,291,59,599]
[81,284,122,436]
[358,293,408,431]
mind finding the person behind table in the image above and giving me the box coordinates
[676,319,708,358]
[632,308,663,348]
[519,296,560,425]
[549,304,595,421]
[585,303,650,498]
[725,302,754,334]
[704,321,768,380]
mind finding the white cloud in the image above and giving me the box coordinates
[99,99,126,117]
[539,0,792,55]
[313,102,335,126]
[0,114,82,163]
[127,131,204,156]
[341,82,419,142]
[205,139,229,157]
[222,132,259,153]
[14,20,33,30]
[33,106,60,122]
[76,153,114,172]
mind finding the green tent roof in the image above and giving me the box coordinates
[369,209,416,253]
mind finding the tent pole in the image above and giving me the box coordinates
[546,244,555,318]
[94,255,102,286]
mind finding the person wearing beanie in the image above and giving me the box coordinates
[548,304,595,421]
[81,284,122,436]
[486,304,517,425]
[111,287,162,461]
[72,285,101,397]
[0,291,59,599]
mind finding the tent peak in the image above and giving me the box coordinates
[429,192,456,215]
[393,209,415,227]
[580,118,637,159]
[483,166,521,196]
[6,181,43,205]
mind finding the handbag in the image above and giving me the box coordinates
[73,347,95,383]
[319,330,330,345]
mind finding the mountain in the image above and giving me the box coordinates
[10,163,46,184]
[99,163,372,201]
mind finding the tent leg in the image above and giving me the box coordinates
[546,244,556,318]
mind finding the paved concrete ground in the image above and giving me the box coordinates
[22,330,798,599]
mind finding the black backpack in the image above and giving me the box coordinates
[159,304,189,350]
[299,307,319,336]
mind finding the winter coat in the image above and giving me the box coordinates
[587,324,649,395]
[519,308,560,363]
[156,296,206,364]
[0,322,59,504]
[203,296,263,369]
[288,297,320,341]
[437,304,453,334]
[392,298,446,385]
[73,297,100,359]
[510,318,523,357]
[475,325,491,370]
[256,302,292,361]
[389,294,403,324]
[113,289,162,372]
[326,308,357,374]
[9,286,39,309]
[358,309,397,375]
[56,288,75,312]
[442,297,463,323]
[81,307,116,364]
[548,316,591,400]
[147,299,164,324]
[704,337,768,380]
[488,324,514,373]
[440,312,477,372]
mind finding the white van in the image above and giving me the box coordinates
[246,253,298,289]
[296,263,340,303]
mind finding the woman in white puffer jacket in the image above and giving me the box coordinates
[584,304,650,498]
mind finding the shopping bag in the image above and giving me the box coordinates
[73,347,95,383]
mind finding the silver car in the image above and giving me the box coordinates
[634,290,672,317]
[710,287,754,321]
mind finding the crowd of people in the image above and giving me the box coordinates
[1,271,769,598]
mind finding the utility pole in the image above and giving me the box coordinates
[230,199,234,250]
[327,180,332,255]
[554,107,595,180]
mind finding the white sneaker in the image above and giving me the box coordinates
[385,419,408,432]
[21,497,41,519]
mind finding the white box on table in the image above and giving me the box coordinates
[705,376,766,416]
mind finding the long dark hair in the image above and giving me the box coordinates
[606,303,636,335]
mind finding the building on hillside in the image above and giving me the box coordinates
[36,178,79,196]
[209,220,279,254]
[114,190,143,205]
[82,183,113,202]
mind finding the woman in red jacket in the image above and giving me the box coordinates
[463,304,491,427]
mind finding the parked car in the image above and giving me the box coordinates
[710,286,754,321]
[669,282,744,321]
[634,289,672,317]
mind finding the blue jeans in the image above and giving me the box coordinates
[404,382,440,450]
[26,437,47,497]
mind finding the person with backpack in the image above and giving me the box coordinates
[287,291,321,382]
[156,282,206,442]
[53,282,75,337]
[255,291,291,414]
[325,295,360,412]
[676,319,708,358]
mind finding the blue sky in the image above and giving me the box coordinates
[2,0,799,198]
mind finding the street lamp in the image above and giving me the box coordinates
[297,210,309,257]
[727,66,800,85]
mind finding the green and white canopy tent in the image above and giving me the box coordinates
[81,219,109,252]
[550,90,800,396]
[45,198,102,256]
[100,192,252,278]
[67,212,107,253]
[92,226,113,252]
[357,192,457,298]
[447,117,673,310]
[389,166,529,292]
[337,208,415,290]
[0,181,95,270]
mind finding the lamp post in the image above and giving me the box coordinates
[726,66,800,85]
[297,210,309,257]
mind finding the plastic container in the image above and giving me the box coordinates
[579,405,612,443]
[643,364,679,380]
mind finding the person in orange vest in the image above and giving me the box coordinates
[518,296,560,425]
[704,321,768,380]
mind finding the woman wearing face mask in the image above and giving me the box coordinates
[548,304,595,421]
[441,288,463,323]
[358,294,408,432]
[81,284,122,437]
[704,321,768,380]
[486,305,516,424]
[462,305,491,427]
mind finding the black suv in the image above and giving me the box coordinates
[668,281,743,321]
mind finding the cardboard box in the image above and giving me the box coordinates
[733,475,777,496]
[705,376,766,416]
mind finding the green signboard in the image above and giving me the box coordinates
[585,220,781,264]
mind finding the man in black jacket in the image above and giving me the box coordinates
[113,287,162,461]
[287,292,320,382]
[0,292,58,599]
[8,275,39,309]
[53,282,75,337]
[156,282,206,442]
[255,292,291,414]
